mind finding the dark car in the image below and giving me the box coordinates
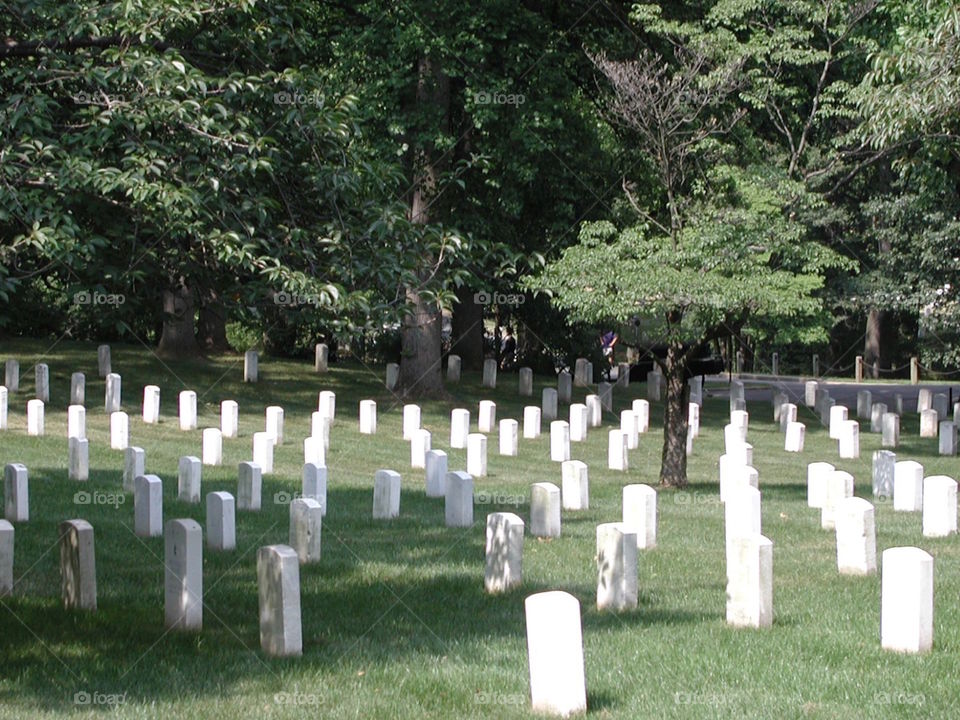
[627,344,725,382]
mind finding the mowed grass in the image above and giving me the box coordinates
[1,338,959,719]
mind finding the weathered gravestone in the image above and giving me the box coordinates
[68,438,89,481]
[922,475,957,538]
[105,373,121,413]
[872,450,895,499]
[530,482,561,538]
[70,372,85,406]
[550,421,570,462]
[134,475,163,537]
[523,406,541,439]
[835,497,877,575]
[257,544,302,657]
[445,471,473,528]
[484,513,524,593]
[59,519,96,611]
[881,547,933,654]
[726,533,773,629]
[596,522,638,612]
[373,469,401,519]
[179,390,197,431]
[289,498,322,564]
[893,461,923,512]
[243,350,258,383]
[164,519,203,631]
[622,484,657,549]
[206,492,236,551]
[177,456,202,503]
[561,461,589,511]
[301,463,327,516]
[4,464,28,522]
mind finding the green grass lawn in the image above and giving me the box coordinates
[1,338,958,719]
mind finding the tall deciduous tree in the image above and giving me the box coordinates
[858,0,960,150]
[852,0,960,369]
[0,0,458,356]
[301,1,631,383]
[529,43,848,486]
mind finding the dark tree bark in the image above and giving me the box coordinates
[399,54,449,398]
[659,338,690,488]
[157,282,201,358]
[516,322,540,369]
[197,289,231,354]
[864,235,892,377]
[400,289,445,396]
[864,308,886,378]
[450,285,484,370]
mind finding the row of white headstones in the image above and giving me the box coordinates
[0,377,659,557]
[720,380,954,660]
[2,364,669,476]
[792,379,960,452]
[4,360,947,515]
[8,344,951,447]
[2,343,329,391]
[0,351,664,709]
[1,353,955,717]
[0,349,693,714]
[2,342,625,392]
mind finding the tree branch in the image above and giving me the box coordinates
[622,176,671,236]
[1,35,172,58]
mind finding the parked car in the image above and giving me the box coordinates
[627,344,725,381]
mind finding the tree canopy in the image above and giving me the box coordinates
[0,0,957,413]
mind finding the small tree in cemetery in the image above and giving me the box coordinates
[529,42,848,487]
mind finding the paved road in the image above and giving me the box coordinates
[702,374,960,414]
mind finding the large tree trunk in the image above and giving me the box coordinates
[197,289,231,354]
[864,232,893,378]
[400,53,448,398]
[659,340,689,487]
[517,321,540,370]
[450,285,484,370]
[400,289,445,396]
[157,282,201,359]
[864,308,885,378]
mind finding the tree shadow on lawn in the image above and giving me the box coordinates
[587,603,715,631]
[749,483,810,502]
[1,472,728,714]
[3,572,577,710]
[8,402,815,705]
[662,480,811,505]
[585,689,617,713]
[0,481,501,702]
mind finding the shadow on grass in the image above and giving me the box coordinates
[0,469,530,709]
[1,465,721,715]
[2,569,528,706]
[586,689,617,713]
[13,341,942,715]
[587,605,716,630]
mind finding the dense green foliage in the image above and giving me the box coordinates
[530,166,846,345]
[0,0,467,351]
[0,0,958,373]
[2,0,960,706]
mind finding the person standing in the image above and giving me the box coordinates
[600,330,619,378]
[500,326,517,370]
